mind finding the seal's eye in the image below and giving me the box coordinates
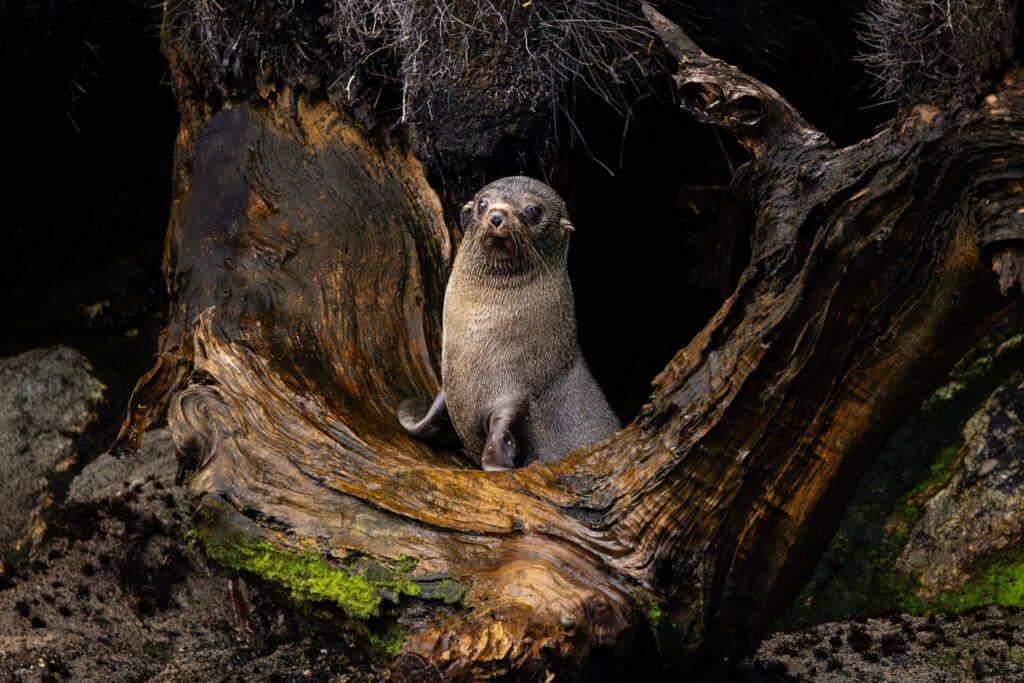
[524,205,543,224]
[477,198,488,213]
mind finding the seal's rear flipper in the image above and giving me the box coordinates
[481,404,522,471]
[398,390,461,448]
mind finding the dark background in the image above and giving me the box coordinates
[1,1,176,404]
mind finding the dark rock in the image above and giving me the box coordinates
[752,609,1024,682]
[0,347,105,554]
[0,426,385,681]
[896,376,1024,597]
[66,429,177,505]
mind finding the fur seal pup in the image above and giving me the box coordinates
[398,176,620,470]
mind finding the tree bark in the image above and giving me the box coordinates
[114,5,1024,679]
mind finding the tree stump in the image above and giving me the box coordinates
[113,5,1024,679]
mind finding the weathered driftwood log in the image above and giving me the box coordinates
[113,4,1024,679]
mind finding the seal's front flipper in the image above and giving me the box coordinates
[398,390,460,448]
[481,404,521,471]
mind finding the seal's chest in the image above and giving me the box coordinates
[444,285,535,347]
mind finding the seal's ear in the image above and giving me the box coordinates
[460,201,473,231]
[560,218,575,233]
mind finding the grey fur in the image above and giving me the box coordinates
[439,176,620,470]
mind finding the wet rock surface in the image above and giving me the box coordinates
[0,347,106,553]
[898,375,1024,597]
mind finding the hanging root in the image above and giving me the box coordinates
[162,0,654,166]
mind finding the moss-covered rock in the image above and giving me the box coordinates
[779,305,1024,628]
[896,374,1024,599]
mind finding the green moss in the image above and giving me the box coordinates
[396,555,418,572]
[874,563,928,615]
[870,537,1024,617]
[636,590,697,663]
[902,445,960,514]
[931,546,1024,612]
[629,588,664,647]
[186,496,464,622]
[433,578,466,604]
[366,622,407,661]
[189,526,383,619]
[855,444,962,616]
[645,601,668,654]
[648,604,663,631]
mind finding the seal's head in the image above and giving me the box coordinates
[460,176,575,276]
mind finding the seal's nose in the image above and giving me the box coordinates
[489,211,504,227]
